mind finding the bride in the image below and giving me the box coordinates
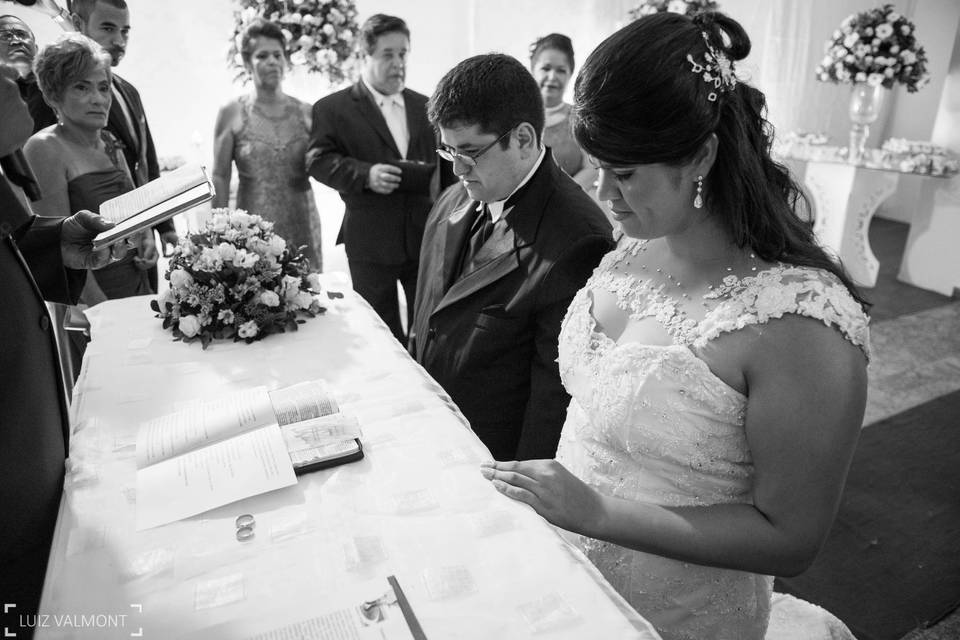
[480,11,868,640]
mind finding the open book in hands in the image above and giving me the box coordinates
[134,381,363,530]
[92,163,215,251]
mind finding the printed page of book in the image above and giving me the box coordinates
[99,163,209,223]
[269,380,340,424]
[136,386,275,469]
[135,424,297,531]
[92,182,212,249]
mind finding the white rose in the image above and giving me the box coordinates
[286,13,302,25]
[238,320,259,338]
[887,12,901,22]
[298,35,314,50]
[843,33,859,48]
[890,45,900,54]
[900,50,916,64]
[294,291,314,310]
[323,23,335,36]
[217,242,237,261]
[855,72,867,83]
[867,73,884,86]
[306,272,322,291]
[281,28,294,42]
[178,314,201,338]
[259,290,281,307]
[157,288,174,309]
[290,50,307,66]
[900,25,911,36]
[268,235,286,257]
[169,269,194,289]
[341,29,353,42]
[875,23,893,39]
[667,0,687,13]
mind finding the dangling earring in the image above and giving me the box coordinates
[693,175,704,209]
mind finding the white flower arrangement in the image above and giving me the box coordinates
[815,3,930,92]
[152,209,326,349]
[629,0,719,20]
[228,0,359,85]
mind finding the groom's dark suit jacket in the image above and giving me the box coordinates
[411,155,613,461]
[0,173,83,620]
[306,81,439,266]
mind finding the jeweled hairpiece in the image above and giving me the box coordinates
[686,31,736,102]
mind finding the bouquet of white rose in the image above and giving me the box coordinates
[815,4,929,92]
[152,209,325,349]
[228,0,360,85]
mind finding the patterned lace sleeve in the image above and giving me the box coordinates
[694,265,871,361]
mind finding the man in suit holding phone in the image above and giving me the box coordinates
[411,54,613,461]
[71,0,176,287]
[307,14,442,343]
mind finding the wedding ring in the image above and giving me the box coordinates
[236,526,255,541]
[235,514,255,529]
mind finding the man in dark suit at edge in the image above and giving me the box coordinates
[71,0,175,287]
[307,14,444,343]
[411,54,614,461]
[0,62,125,639]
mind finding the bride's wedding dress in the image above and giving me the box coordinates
[555,239,869,640]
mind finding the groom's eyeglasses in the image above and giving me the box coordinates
[436,127,515,167]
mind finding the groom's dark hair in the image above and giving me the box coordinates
[428,53,544,145]
[70,0,128,23]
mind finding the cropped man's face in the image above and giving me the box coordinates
[77,1,130,67]
[362,30,407,96]
[0,17,37,76]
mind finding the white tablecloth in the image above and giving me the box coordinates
[38,279,660,639]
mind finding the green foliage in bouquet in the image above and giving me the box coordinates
[629,0,719,20]
[228,0,359,85]
[151,209,325,349]
[815,4,929,92]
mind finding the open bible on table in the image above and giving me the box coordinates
[134,380,363,530]
[92,163,215,250]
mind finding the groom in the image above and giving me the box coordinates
[411,54,613,461]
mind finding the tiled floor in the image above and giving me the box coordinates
[862,217,959,640]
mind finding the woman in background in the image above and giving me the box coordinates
[484,12,867,640]
[529,33,597,195]
[212,18,323,270]
[25,33,155,303]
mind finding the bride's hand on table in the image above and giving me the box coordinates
[480,459,606,537]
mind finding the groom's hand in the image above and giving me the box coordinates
[60,210,129,270]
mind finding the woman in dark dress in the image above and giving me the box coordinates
[24,33,156,376]
[25,33,156,302]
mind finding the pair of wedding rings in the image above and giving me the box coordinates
[236,513,255,541]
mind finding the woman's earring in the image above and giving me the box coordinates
[693,175,703,209]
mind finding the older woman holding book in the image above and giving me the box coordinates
[25,33,156,303]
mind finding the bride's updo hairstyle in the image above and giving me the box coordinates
[573,12,868,309]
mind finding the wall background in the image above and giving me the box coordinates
[5,0,959,260]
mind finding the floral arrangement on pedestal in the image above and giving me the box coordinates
[228,0,359,85]
[628,0,719,20]
[151,209,326,349]
[814,4,929,92]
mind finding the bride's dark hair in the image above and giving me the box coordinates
[573,11,868,310]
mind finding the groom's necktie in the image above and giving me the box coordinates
[458,204,495,277]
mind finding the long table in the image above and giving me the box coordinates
[36,280,660,639]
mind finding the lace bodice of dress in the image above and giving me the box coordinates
[555,238,870,640]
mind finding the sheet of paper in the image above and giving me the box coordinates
[135,425,296,530]
[136,386,274,468]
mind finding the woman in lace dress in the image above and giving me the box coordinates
[481,12,868,640]
[212,18,323,270]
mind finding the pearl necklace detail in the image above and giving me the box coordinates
[619,240,758,307]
